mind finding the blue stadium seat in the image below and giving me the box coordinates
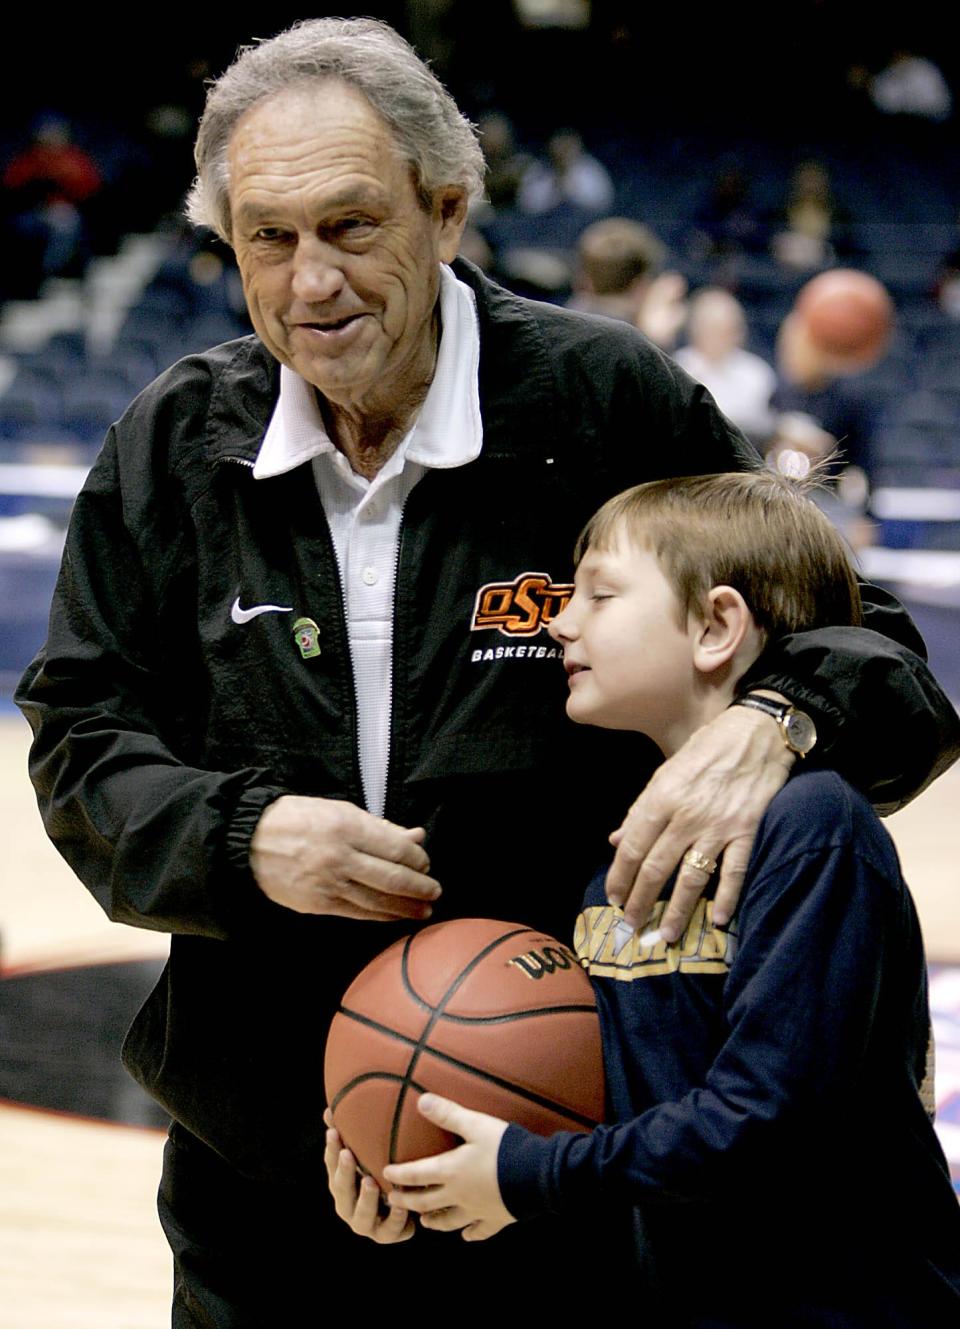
[879,390,960,430]
[874,422,960,486]
[0,373,63,439]
[60,376,135,445]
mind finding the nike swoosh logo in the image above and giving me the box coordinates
[230,597,294,625]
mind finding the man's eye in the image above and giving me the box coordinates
[591,593,614,603]
[254,228,289,242]
[337,217,375,235]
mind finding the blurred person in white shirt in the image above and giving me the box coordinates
[674,288,776,446]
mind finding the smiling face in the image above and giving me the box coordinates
[227,81,467,418]
[547,536,698,754]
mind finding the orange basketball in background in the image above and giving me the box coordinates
[794,268,894,367]
[324,918,605,1188]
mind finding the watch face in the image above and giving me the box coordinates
[785,710,817,755]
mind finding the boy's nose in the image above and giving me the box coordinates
[548,605,575,642]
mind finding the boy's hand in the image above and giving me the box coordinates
[323,1110,415,1244]
[382,1095,515,1242]
[606,699,794,940]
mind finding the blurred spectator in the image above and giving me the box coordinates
[935,223,960,319]
[458,223,495,272]
[475,111,531,213]
[690,159,760,259]
[867,50,953,123]
[2,115,103,290]
[766,411,875,551]
[769,160,851,273]
[772,310,876,483]
[517,129,614,214]
[674,288,777,445]
[567,217,687,349]
[143,55,217,217]
[568,217,664,320]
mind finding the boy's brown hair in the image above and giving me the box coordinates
[574,470,863,639]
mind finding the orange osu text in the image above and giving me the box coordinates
[471,573,573,638]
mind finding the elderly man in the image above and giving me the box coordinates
[16,17,959,1324]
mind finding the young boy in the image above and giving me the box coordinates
[332,472,960,1324]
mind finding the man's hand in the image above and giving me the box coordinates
[606,702,795,940]
[250,795,441,921]
[323,1111,415,1244]
[382,1095,515,1242]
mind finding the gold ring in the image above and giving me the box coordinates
[682,849,717,875]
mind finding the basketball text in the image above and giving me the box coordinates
[507,945,581,980]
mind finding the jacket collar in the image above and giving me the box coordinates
[205,256,561,467]
[251,264,482,479]
[451,257,562,460]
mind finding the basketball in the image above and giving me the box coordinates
[324,918,605,1188]
[794,268,894,366]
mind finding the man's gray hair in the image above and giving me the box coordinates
[186,17,486,243]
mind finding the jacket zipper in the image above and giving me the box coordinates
[323,514,366,810]
[382,497,408,824]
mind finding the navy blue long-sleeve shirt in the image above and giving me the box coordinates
[498,771,960,1326]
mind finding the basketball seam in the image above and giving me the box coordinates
[398,926,534,1014]
[339,1001,597,1031]
[331,1048,599,1129]
[328,1070,430,1113]
[388,926,551,1163]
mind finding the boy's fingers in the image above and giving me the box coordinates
[350,1176,382,1233]
[384,1146,449,1188]
[387,1184,444,1214]
[323,1128,347,1188]
[416,1092,479,1136]
[382,1204,416,1243]
[355,1179,416,1243]
[419,1206,466,1232]
[329,1147,360,1206]
[463,1219,496,1242]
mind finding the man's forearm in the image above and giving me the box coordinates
[741,608,960,812]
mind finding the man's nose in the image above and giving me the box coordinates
[291,236,347,304]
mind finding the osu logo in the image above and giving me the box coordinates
[471,572,573,638]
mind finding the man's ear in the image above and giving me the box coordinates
[692,585,754,675]
[435,185,469,263]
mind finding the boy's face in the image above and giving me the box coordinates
[548,535,695,753]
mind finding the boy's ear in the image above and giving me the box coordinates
[692,585,754,674]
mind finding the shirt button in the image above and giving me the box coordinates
[361,503,379,521]
[361,566,379,586]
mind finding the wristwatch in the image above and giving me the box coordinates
[731,694,818,758]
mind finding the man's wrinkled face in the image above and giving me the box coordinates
[228,81,466,411]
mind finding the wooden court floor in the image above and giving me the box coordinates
[2,711,960,1327]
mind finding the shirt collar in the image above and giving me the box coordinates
[252,264,482,480]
